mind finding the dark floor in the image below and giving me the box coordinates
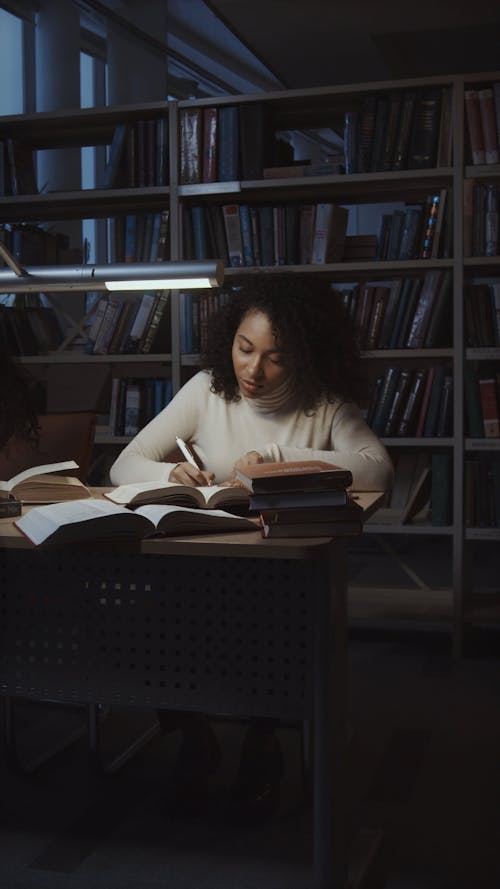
[1,623,499,889]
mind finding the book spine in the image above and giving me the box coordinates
[202,106,218,183]
[397,370,426,436]
[465,89,485,165]
[217,105,239,181]
[479,378,500,437]
[239,204,255,266]
[222,204,244,267]
[179,108,202,184]
[431,453,452,526]
[478,88,499,164]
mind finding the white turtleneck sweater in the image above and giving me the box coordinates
[110,370,393,492]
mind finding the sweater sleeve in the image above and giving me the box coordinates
[264,402,394,492]
[109,373,207,485]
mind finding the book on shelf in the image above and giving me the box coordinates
[370,366,401,436]
[235,459,353,493]
[179,107,202,184]
[405,269,448,349]
[464,364,485,438]
[386,209,405,260]
[398,205,423,260]
[105,480,250,511]
[465,89,485,165]
[343,109,359,174]
[383,369,412,436]
[478,377,500,437]
[202,106,218,183]
[365,285,390,350]
[357,94,377,173]
[478,87,499,165]
[0,461,90,504]
[431,453,452,526]
[222,204,244,267]
[377,278,403,349]
[391,89,417,171]
[14,498,256,548]
[370,95,390,172]
[310,204,348,264]
[217,105,239,181]
[407,87,442,169]
[485,183,499,257]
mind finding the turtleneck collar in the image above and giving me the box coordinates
[238,377,297,414]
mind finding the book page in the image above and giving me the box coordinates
[0,460,79,495]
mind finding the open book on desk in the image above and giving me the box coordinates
[104,480,250,512]
[0,460,91,504]
[14,498,256,547]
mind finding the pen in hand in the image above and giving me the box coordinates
[175,436,213,486]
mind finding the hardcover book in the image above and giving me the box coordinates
[0,461,90,504]
[15,499,255,547]
[235,459,353,492]
[105,480,250,511]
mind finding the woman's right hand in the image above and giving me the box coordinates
[168,462,215,487]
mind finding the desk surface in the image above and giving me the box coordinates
[0,490,384,559]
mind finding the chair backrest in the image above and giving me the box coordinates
[0,412,96,483]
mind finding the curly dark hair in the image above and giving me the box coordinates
[200,276,365,410]
[0,353,40,450]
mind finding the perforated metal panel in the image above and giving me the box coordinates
[0,549,318,719]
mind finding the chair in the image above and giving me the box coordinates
[0,411,97,483]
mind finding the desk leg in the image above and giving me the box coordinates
[313,541,349,889]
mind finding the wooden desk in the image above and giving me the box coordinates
[0,491,383,889]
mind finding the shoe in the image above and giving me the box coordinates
[161,713,221,819]
[228,724,284,826]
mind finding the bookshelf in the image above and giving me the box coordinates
[1,72,500,653]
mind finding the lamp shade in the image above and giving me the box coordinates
[0,259,224,293]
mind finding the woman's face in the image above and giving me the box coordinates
[231,309,288,399]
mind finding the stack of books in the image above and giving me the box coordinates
[236,460,361,538]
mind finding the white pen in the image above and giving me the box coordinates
[175,436,203,470]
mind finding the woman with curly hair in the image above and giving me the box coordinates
[110,276,393,823]
[111,277,391,491]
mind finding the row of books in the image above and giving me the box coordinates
[343,86,452,174]
[179,289,230,354]
[465,182,499,258]
[464,84,500,166]
[338,270,452,351]
[103,117,169,189]
[109,376,173,438]
[375,190,450,262]
[179,102,292,185]
[464,458,500,528]
[85,292,171,355]
[464,282,500,348]
[110,210,170,263]
[0,304,64,356]
[464,367,500,438]
[183,201,349,268]
[367,365,453,439]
